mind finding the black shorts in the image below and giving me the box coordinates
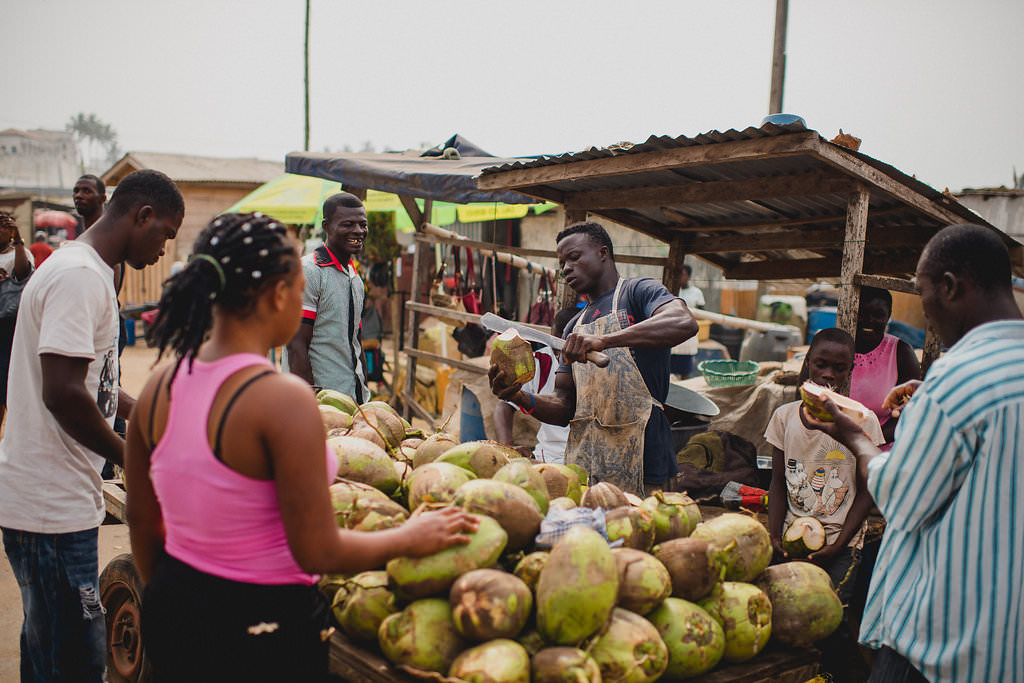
[142,552,330,683]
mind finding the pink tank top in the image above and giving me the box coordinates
[850,333,899,427]
[150,353,337,585]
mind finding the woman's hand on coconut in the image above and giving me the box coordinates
[398,506,478,557]
[882,380,922,418]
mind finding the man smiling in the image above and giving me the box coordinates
[286,192,369,401]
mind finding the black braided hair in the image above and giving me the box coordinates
[146,212,297,373]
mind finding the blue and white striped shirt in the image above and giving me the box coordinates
[862,320,1024,682]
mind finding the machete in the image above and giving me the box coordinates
[480,312,610,368]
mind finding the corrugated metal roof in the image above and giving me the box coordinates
[477,123,1023,279]
[102,152,283,185]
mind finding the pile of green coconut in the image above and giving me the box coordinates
[318,390,843,682]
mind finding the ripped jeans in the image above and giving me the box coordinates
[2,528,105,683]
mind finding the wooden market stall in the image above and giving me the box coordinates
[476,122,1024,374]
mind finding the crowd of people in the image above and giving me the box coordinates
[0,167,1021,682]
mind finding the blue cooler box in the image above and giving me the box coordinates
[806,307,837,343]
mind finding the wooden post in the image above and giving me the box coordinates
[342,185,368,201]
[662,235,687,295]
[835,187,870,336]
[556,208,588,312]
[401,199,434,420]
[921,324,943,377]
[768,0,789,114]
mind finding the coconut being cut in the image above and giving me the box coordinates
[782,516,827,558]
[490,329,536,389]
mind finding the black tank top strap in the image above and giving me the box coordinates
[212,369,276,462]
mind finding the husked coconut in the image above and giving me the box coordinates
[782,516,827,558]
[449,639,531,683]
[612,548,672,616]
[755,562,842,648]
[413,432,460,468]
[450,569,533,641]
[581,481,629,510]
[639,491,702,543]
[490,329,535,390]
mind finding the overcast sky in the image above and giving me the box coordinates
[4,0,1022,192]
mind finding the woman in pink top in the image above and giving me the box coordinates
[125,213,476,682]
[850,287,921,443]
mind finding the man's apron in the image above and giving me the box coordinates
[567,279,656,497]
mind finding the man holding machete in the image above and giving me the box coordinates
[489,222,696,496]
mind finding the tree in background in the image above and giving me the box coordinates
[66,113,121,173]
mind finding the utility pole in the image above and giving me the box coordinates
[768,0,788,114]
[304,0,311,150]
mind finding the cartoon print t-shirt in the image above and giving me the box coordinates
[765,401,885,547]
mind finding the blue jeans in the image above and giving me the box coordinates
[2,528,105,683]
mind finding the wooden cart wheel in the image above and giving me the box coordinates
[100,553,153,683]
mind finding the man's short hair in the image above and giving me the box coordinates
[77,174,106,196]
[859,285,892,312]
[556,221,614,259]
[798,327,856,384]
[107,170,184,218]
[922,223,1012,291]
[322,192,365,222]
[682,264,693,276]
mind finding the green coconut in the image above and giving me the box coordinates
[536,526,618,645]
[782,516,827,558]
[516,629,546,657]
[318,404,353,431]
[455,479,543,551]
[387,514,507,601]
[581,481,629,510]
[448,638,531,683]
[588,607,669,683]
[377,598,466,674]
[450,568,533,641]
[317,389,358,415]
[336,571,398,643]
[408,461,475,511]
[513,551,549,594]
[612,548,672,616]
[647,597,725,679]
[639,491,702,543]
[490,329,536,390]
[697,581,772,663]
[493,460,551,514]
[329,435,400,494]
[436,440,516,478]
[531,647,602,683]
[690,513,772,582]
[605,506,656,551]
[351,403,406,450]
[754,561,842,648]
[548,496,577,512]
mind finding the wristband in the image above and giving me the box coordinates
[519,392,536,415]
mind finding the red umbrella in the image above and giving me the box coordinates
[34,210,79,230]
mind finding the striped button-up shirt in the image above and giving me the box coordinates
[862,320,1024,682]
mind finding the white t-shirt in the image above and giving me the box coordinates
[764,401,884,548]
[0,241,119,533]
[678,284,705,309]
[0,246,34,275]
[504,347,568,463]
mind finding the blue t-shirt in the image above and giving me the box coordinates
[558,278,678,484]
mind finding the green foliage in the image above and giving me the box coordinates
[364,211,401,264]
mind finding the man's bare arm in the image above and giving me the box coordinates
[561,299,696,363]
[286,324,315,385]
[490,367,576,427]
[41,354,124,465]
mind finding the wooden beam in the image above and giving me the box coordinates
[405,301,551,333]
[413,232,666,267]
[836,188,871,337]
[662,236,687,294]
[666,206,909,233]
[811,140,963,226]
[685,226,936,254]
[398,194,422,226]
[401,391,438,427]
[477,131,821,190]
[724,253,920,280]
[853,273,917,295]
[565,173,855,211]
[402,348,488,376]
[415,227,557,278]
[342,185,367,201]
[401,200,434,421]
